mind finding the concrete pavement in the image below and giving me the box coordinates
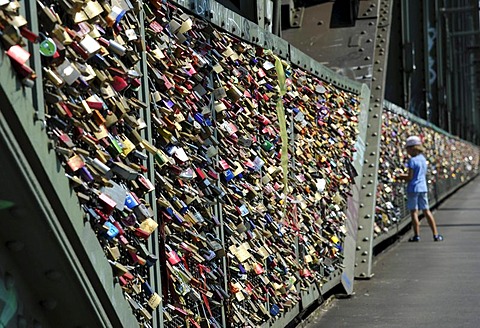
[302,176,480,328]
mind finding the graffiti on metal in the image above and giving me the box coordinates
[241,18,252,41]
[191,0,210,18]
[224,9,241,35]
[264,31,274,51]
[426,23,437,122]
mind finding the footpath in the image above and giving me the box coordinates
[302,176,480,328]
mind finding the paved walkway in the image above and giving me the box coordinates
[303,176,480,328]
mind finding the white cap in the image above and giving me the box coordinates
[406,136,422,147]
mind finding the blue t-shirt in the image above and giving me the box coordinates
[407,154,428,193]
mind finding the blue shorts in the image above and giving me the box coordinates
[407,192,429,211]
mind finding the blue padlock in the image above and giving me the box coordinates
[163,99,174,108]
[194,112,204,124]
[104,221,119,239]
[270,304,280,316]
[125,193,139,209]
[223,169,234,182]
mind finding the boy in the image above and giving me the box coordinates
[397,135,443,242]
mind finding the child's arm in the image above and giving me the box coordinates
[396,168,413,182]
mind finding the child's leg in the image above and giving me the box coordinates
[418,192,440,236]
[410,210,420,236]
[423,209,439,236]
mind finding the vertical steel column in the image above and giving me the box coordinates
[423,0,432,122]
[23,0,45,120]
[257,0,266,30]
[207,51,228,328]
[354,0,395,279]
[435,0,447,131]
[138,3,163,326]
[401,0,411,112]
[445,16,454,133]
[272,0,282,36]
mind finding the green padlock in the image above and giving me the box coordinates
[39,34,56,57]
[261,140,274,151]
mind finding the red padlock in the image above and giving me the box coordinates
[165,245,181,265]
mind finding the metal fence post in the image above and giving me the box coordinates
[354,0,395,279]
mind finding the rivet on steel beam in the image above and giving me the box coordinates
[375,60,381,64]
[365,56,371,60]
[360,203,365,208]
[362,259,367,263]
[376,85,382,90]
[361,185,366,189]
[365,214,371,219]
[359,225,364,230]
[370,151,376,156]
[373,114,379,118]
[369,173,374,177]
[362,251,369,255]
[378,68,383,72]
[372,132,378,136]
[356,246,362,250]
[367,192,373,196]
[361,30,367,34]
[363,237,370,241]
[359,48,364,52]
[368,180,374,184]
[367,38,372,43]
[369,164,375,168]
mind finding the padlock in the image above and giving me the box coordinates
[199,248,216,261]
[205,233,225,257]
[38,33,57,57]
[165,245,181,265]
